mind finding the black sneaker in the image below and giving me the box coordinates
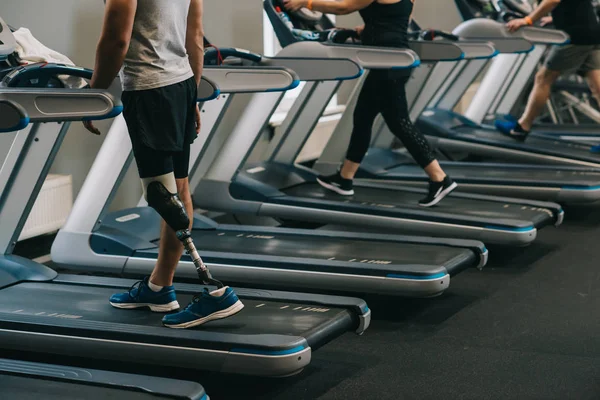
[317,172,354,196]
[419,176,457,207]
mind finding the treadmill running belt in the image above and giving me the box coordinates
[452,126,600,164]
[282,182,553,228]
[0,282,353,342]
[184,230,475,268]
[387,164,600,187]
[1,376,184,400]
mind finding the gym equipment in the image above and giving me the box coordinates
[314,17,600,205]
[52,46,487,298]
[415,0,600,168]
[190,0,563,248]
[0,63,369,378]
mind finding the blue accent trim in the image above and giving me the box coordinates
[230,345,306,356]
[336,67,364,81]
[473,49,499,60]
[266,79,301,92]
[82,105,123,121]
[562,185,600,191]
[387,272,447,280]
[200,394,208,400]
[0,116,30,133]
[391,59,421,70]
[198,88,221,102]
[482,246,488,253]
[484,225,534,232]
[362,305,369,313]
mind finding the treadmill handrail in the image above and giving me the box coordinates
[273,40,420,71]
[203,66,300,93]
[0,99,29,132]
[408,40,465,62]
[0,88,122,122]
[453,18,569,47]
[197,75,220,101]
[453,40,498,59]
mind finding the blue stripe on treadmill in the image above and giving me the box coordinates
[362,305,369,313]
[561,185,600,191]
[230,345,306,356]
[200,394,209,400]
[386,272,447,280]
[0,117,30,133]
[198,88,221,102]
[337,68,364,81]
[474,49,499,59]
[391,59,421,69]
[484,225,534,232]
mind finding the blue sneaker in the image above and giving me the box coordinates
[109,277,180,312]
[162,287,244,329]
[495,119,529,142]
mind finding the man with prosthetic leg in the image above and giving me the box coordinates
[83,0,243,328]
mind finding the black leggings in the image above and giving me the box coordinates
[346,70,435,168]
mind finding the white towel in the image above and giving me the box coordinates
[12,27,87,88]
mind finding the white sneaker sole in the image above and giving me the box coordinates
[164,300,245,329]
[419,182,458,207]
[110,300,180,313]
[317,178,354,196]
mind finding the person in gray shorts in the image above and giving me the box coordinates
[495,0,600,141]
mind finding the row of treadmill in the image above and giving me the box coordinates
[1,0,600,398]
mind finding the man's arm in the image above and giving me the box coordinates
[186,0,204,86]
[90,0,137,89]
[507,0,561,32]
[528,0,561,23]
[284,0,374,15]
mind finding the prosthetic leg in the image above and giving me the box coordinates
[143,175,224,288]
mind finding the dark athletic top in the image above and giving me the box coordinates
[552,0,600,45]
[359,0,412,48]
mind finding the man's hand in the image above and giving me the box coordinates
[82,120,101,135]
[283,0,308,12]
[506,18,530,32]
[540,16,553,26]
[195,104,201,134]
[355,24,365,36]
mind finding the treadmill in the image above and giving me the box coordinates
[416,0,600,168]
[484,0,600,140]
[0,65,370,378]
[191,0,563,248]
[51,46,488,298]
[0,358,208,400]
[0,17,208,400]
[313,19,600,205]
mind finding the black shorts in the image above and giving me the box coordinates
[122,76,197,179]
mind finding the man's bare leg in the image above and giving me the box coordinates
[149,178,193,287]
[518,67,562,131]
[586,69,600,107]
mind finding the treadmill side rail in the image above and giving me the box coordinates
[0,358,208,400]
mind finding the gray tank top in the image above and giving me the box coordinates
[120,0,194,91]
